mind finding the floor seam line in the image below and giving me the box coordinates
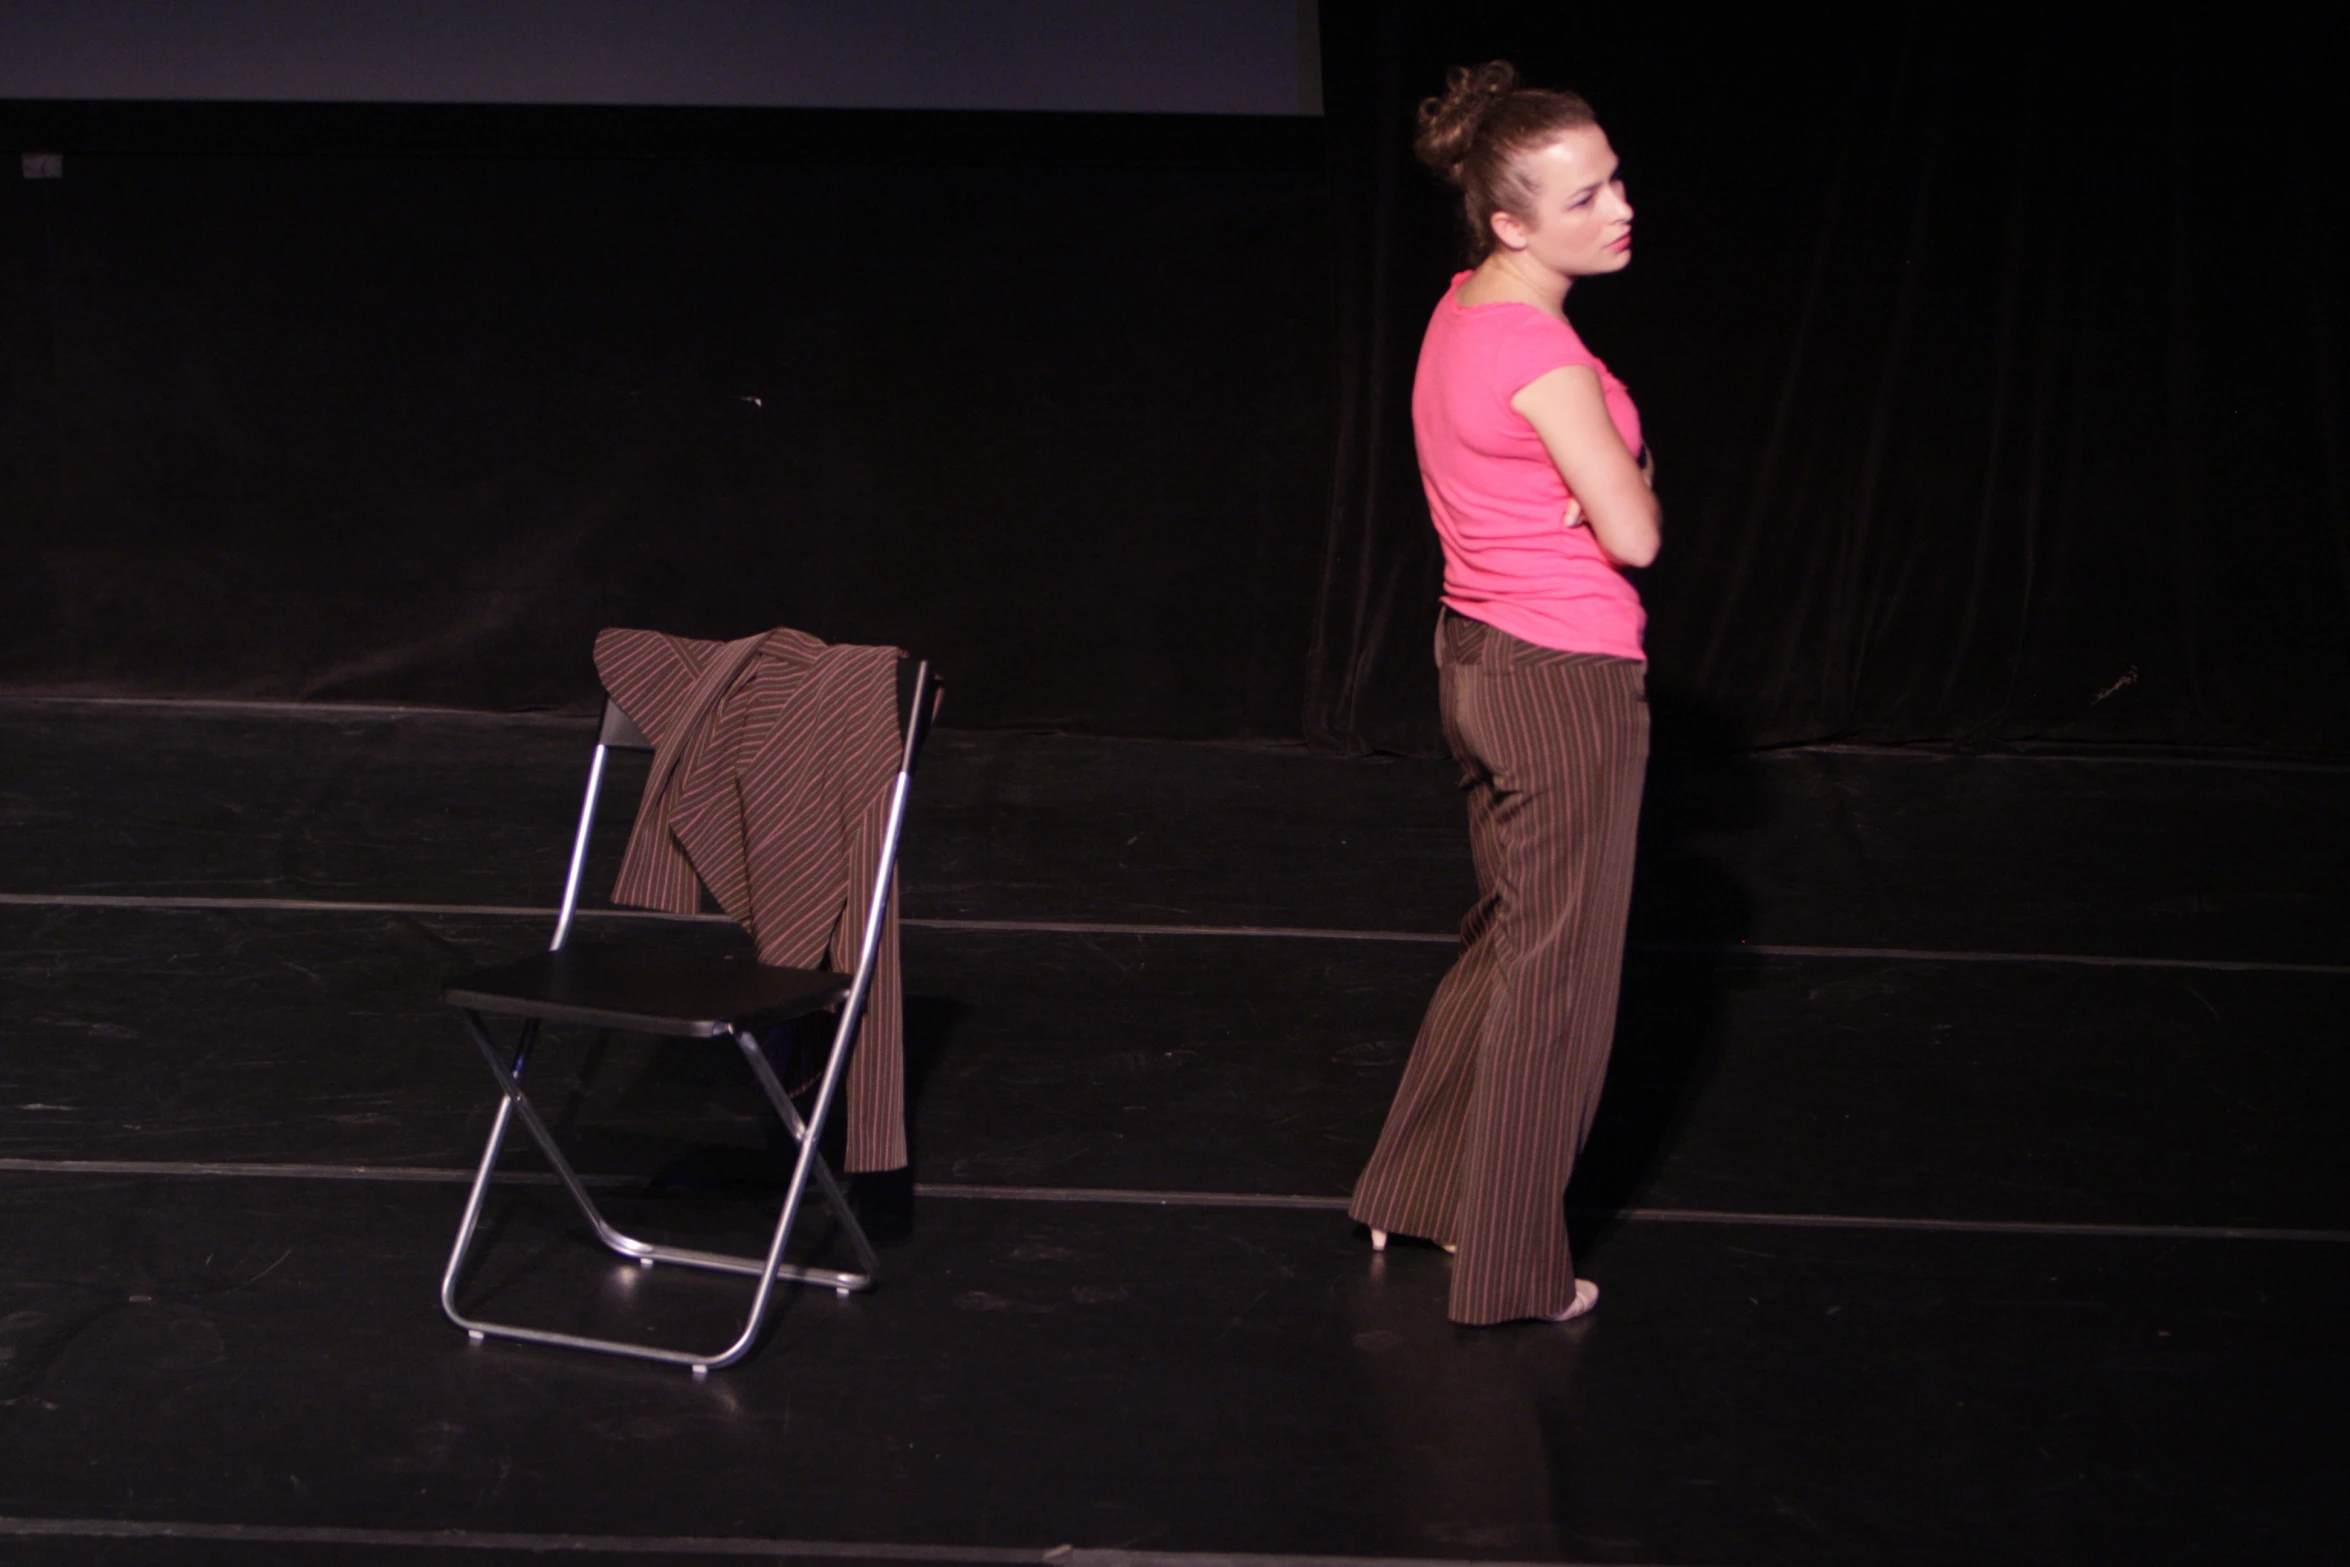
[1,893,2342,973]
[0,1517,1687,1566]
[12,694,2343,771]
[0,1159,2339,1243]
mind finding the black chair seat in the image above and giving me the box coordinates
[444,945,849,1038]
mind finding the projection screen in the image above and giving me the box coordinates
[0,0,1322,116]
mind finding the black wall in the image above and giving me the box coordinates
[1,104,1332,736]
[7,3,2348,755]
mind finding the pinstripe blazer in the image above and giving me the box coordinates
[593,625,907,1173]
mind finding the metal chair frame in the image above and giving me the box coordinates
[439,660,936,1375]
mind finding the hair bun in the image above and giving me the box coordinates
[1413,60,1521,185]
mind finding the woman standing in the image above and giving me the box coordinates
[1349,62,1658,1327]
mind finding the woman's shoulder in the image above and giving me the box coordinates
[1444,284,1593,349]
[1515,305,1597,356]
[1459,306,1602,390]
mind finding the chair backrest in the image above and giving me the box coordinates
[598,700,652,750]
[552,654,936,952]
[896,658,940,775]
[596,655,931,762]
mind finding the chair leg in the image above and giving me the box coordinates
[451,1009,654,1267]
[439,1018,537,1331]
[734,1025,879,1281]
[440,1009,871,1373]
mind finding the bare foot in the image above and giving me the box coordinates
[1540,1278,1599,1322]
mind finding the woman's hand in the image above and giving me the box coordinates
[1512,366,1661,568]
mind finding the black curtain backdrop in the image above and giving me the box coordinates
[5,6,2346,755]
[1307,2,2350,756]
[0,104,1331,737]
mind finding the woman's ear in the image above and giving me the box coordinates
[1489,208,1531,253]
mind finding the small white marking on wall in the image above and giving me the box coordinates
[2091,664,2140,704]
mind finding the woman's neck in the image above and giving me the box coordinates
[1463,250,1571,318]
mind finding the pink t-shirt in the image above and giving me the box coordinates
[1413,272,1646,661]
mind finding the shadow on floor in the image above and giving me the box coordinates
[1572,689,1763,1245]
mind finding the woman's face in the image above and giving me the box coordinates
[1493,124,1633,278]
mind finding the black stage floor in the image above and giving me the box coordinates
[2,698,2345,1565]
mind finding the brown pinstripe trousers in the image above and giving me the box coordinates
[1349,610,1648,1324]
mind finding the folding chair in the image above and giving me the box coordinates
[438,658,938,1375]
